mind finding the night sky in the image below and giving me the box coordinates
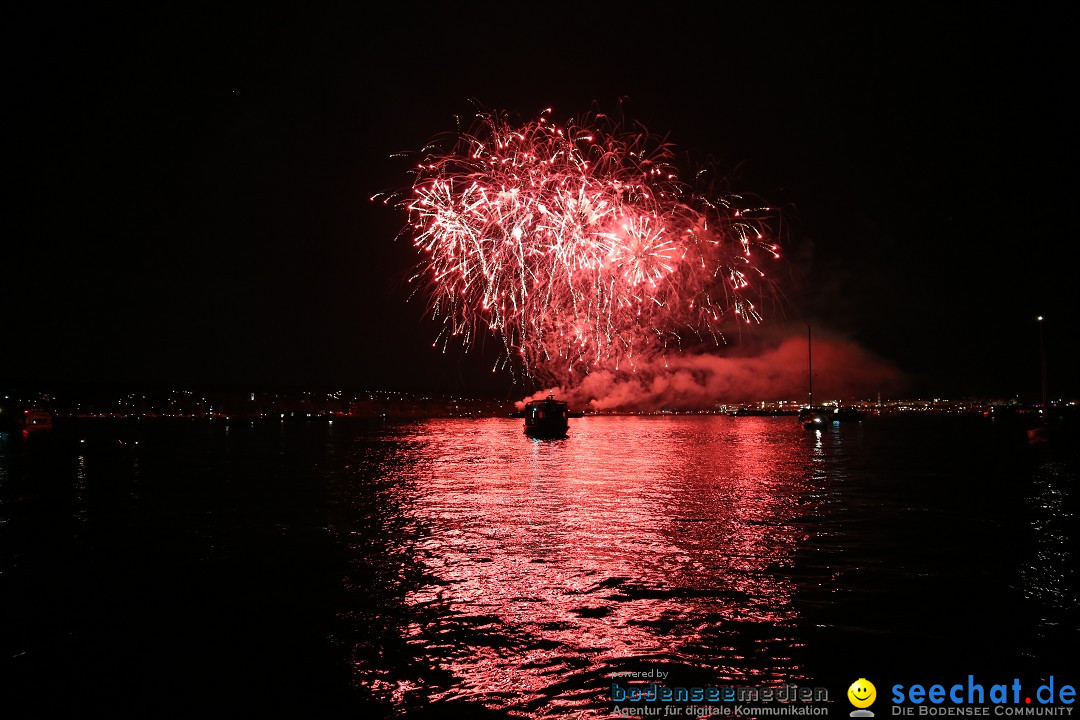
[6,5,1075,401]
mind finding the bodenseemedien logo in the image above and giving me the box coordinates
[848,678,877,717]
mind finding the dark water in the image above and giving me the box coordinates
[1,414,1077,717]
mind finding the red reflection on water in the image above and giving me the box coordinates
[345,416,816,714]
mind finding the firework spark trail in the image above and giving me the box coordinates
[381,107,783,386]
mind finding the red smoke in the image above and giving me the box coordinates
[516,331,904,412]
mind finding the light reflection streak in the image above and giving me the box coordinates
[1021,458,1075,612]
[341,416,816,715]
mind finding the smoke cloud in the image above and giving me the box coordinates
[516,330,905,412]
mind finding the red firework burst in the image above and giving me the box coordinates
[378,106,783,386]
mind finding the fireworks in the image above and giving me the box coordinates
[379,107,782,386]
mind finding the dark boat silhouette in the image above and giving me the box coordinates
[731,407,799,417]
[800,404,866,429]
[800,324,866,429]
[21,407,54,432]
[522,393,581,438]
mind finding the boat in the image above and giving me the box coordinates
[22,407,54,432]
[800,404,866,428]
[522,393,577,438]
[799,406,828,429]
[731,407,800,417]
[800,324,866,429]
[800,324,826,429]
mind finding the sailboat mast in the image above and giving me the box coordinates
[808,323,813,409]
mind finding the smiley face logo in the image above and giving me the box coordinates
[848,678,877,709]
